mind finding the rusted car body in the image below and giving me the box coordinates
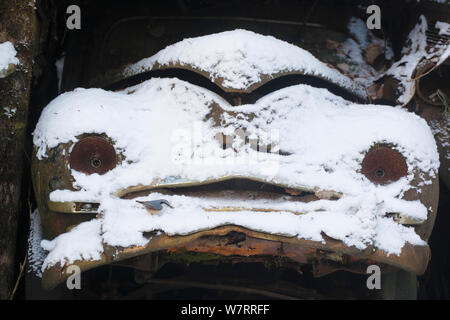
[30,5,449,294]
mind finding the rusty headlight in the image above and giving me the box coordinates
[69,136,117,175]
[361,145,407,185]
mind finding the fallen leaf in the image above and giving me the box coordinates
[337,63,350,73]
[365,43,384,66]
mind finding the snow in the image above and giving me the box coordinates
[33,76,439,270]
[3,107,16,119]
[348,17,371,50]
[41,219,103,271]
[435,21,450,36]
[98,193,424,254]
[385,16,450,104]
[434,21,450,65]
[0,41,19,73]
[27,209,46,278]
[124,29,365,97]
[55,55,65,93]
[34,78,439,189]
[328,17,394,90]
[385,16,429,104]
[347,16,393,61]
[339,16,448,105]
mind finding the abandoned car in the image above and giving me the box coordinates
[29,8,450,299]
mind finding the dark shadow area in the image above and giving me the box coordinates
[419,180,450,299]
[26,260,384,299]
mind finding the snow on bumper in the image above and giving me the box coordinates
[38,171,439,291]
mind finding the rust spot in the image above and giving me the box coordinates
[225,231,247,245]
[361,145,407,185]
[69,136,117,175]
[41,225,431,290]
[285,188,302,196]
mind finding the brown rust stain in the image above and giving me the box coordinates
[166,234,309,265]
[42,224,431,291]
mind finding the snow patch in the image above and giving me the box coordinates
[41,219,103,271]
[3,107,16,119]
[27,209,46,278]
[0,41,19,76]
[55,55,65,93]
[435,21,450,36]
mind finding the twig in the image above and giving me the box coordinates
[437,89,449,115]
[411,56,447,81]
[303,0,319,29]
[9,255,27,300]
[9,180,34,299]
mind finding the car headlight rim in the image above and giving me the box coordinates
[361,144,408,185]
[69,136,117,175]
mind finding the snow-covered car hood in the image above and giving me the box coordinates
[122,29,366,97]
[33,73,440,271]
